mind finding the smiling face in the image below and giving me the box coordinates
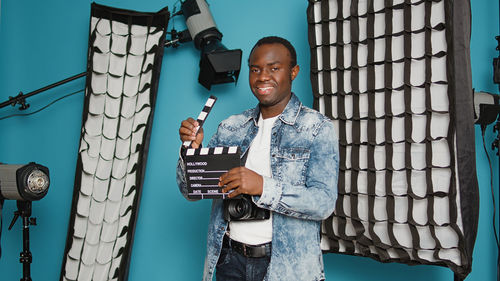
[248,43,299,119]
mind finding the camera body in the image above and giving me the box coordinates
[223,195,270,221]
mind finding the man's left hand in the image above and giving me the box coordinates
[219,167,263,198]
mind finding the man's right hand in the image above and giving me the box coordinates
[179,117,204,149]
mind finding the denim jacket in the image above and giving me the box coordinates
[176,93,339,281]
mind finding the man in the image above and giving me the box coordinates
[177,36,338,281]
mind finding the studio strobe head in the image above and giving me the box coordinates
[180,0,242,90]
[0,163,50,201]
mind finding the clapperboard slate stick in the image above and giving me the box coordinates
[183,95,217,148]
[185,146,241,199]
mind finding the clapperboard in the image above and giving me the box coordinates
[185,146,241,199]
[182,95,241,199]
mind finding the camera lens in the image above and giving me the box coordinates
[228,197,252,220]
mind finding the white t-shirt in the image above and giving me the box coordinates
[228,114,277,245]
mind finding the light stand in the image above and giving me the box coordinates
[493,117,500,281]
[474,34,500,279]
[8,201,37,281]
[494,28,500,281]
[0,163,49,280]
[477,102,500,281]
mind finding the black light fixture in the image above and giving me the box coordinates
[0,162,50,280]
[167,0,242,90]
[0,163,50,201]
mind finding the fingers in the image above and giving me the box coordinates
[219,167,243,189]
[179,118,204,147]
[221,179,242,199]
[220,170,238,196]
[179,127,196,140]
[220,177,241,193]
[179,118,198,137]
[219,167,263,198]
[226,188,242,199]
[195,128,204,143]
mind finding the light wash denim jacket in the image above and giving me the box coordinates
[176,93,339,281]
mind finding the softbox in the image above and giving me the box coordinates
[307,0,479,279]
[60,3,169,281]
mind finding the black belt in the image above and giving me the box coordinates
[223,235,271,258]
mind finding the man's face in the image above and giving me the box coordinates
[248,43,299,117]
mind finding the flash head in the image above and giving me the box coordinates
[474,91,500,125]
[179,0,242,90]
[0,163,50,201]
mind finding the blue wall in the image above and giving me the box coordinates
[0,0,497,280]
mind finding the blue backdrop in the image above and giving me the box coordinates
[0,0,497,280]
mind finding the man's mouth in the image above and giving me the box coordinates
[256,86,274,95]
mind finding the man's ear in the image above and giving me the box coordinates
[291,65,300,81]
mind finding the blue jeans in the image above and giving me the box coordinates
[215,241,271,281]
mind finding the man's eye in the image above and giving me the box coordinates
[271,67,279,71]
[251,69,259,73]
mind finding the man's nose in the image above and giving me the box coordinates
[257,69,271,81]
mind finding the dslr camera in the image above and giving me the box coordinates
[223,195,270,221]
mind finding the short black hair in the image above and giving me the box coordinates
[248,36,297,68]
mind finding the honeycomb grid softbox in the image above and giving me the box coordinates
[59,4,169,281]
[307,0,479,279]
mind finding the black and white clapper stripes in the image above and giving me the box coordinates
[185,146,241,200]
[185,146,239,156]
[183,95,217,148]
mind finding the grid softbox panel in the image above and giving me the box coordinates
[307,0,479,278]
[60,4,169,281]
